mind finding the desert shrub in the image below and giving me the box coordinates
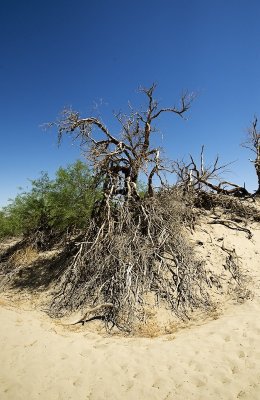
[0,160,99,239]
[45,160,100,231]
[0,173,52,238]
[0,211,14,238]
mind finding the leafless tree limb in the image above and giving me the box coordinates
[174,146,250,197]
[50,84,194,208]
[242,116,260,195]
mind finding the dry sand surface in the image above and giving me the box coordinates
[1,221,260,400]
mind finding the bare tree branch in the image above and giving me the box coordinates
[51,84,193,205]
[174,146,250,197]
[242,116,260,195]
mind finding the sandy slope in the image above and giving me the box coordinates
[0,222,260,400]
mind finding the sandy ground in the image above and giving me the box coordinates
[0,221,260,400]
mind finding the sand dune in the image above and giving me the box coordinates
[0,222,260,399]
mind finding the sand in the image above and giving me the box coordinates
[0,221,260,399]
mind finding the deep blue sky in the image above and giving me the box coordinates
[1,0,260,207]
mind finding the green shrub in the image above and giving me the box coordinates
[0,160,99,238]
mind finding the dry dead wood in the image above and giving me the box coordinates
[44,86,214,332]
[208,217,253,239]
[220,243,244,285]
[48,193,220,331]
[63,303,114,325]
[174,146,250,197]
[50,84,194,204]
[242,116,260,195]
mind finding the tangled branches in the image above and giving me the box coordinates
[44,86,248,332]
[174,146,250,197]
[49,192,216,332]
[50,84,194,203]
[242,116,260,195]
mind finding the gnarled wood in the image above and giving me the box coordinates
[62,303,114,325]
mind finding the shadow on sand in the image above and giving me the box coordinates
[0,240,76,292]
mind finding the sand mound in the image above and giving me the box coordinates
[0,215,260,399]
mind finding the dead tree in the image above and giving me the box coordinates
[242,117,260,196]
[43,86,246,332]
[174,146,249,197]
[53,83,193,209]
[173,147,260,236]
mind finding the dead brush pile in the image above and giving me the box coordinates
[0,188,250,333]
[193,190,260,222]
[47,189,245,332]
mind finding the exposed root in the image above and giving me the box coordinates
[47,193,231,332]
[208,218,253,239]
[193,191,260,222]
[63,303,114,325]
[0,189,250,334]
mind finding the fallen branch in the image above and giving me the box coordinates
[63,303,114,325]
[208,218,252,239]
[220,244,243,284]
[174,146,251,197]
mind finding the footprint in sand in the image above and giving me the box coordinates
[126,380,134,391]
[221,376,232,384]
[232,365,240,374]
[192,378,207,388]
[163,392,173,400]
[237,390,246,398]
[80,349,88,357]
[121,364,128,372]
[73,377,84,387]
[238,350,245,358]
[93,343,107,350]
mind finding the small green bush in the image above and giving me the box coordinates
[0,160,99,238]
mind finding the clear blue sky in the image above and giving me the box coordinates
[1,0,260,207]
